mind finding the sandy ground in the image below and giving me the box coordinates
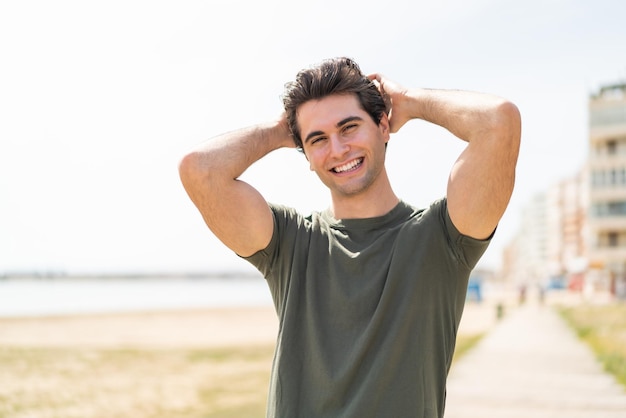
[0,308,278,348]
[0,300,506,349]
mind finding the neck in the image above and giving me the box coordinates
[329,175,399,220]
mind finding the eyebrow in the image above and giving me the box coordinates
[304,116,364,144]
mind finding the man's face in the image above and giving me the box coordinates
[298,94,390,199]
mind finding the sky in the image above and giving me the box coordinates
[1,0,625,274]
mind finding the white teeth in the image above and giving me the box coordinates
[333,158,362,173]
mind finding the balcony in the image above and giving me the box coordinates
[589,188,626,201]
[588,247,626,268]
[588,215,626,231]
[590,126,626,144]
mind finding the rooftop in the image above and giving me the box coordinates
[593,82,626,100]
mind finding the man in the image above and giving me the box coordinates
[179,57,521,417]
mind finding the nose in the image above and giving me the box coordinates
[328,134,349,158]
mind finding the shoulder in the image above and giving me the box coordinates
[400,197,446,226]
[268,203,316,230]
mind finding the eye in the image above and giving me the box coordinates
[311,136,327,145]
[342,124,358,134]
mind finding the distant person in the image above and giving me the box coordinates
[179,57,521,418]
[519,283,528,305]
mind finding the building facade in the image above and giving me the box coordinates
[503,173,587,290]
[502,192,548,287]
[502,82,626,299]
[546,172,588,290]
[587,83,626,297]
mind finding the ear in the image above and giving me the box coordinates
[379,113,391,143]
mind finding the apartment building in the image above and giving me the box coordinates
[501,82,626,298]
[546,171,588,290]
[501,192,548,286]
[503,173,587,290]
[587,83,626,296]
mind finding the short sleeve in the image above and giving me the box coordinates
[439,198,494,270]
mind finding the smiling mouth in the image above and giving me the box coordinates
[331,158,364,173]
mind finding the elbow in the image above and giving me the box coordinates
[178,150,208,189]
[178,152,195,185]
[497,100,521,138]
[489,100,522,153]
[498,101,522,169]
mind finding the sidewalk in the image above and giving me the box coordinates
[445,303,626,418]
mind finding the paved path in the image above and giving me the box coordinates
[445,303,626,418]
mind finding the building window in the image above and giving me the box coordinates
[592,170,600,187]
[611,169,617,185]
[609,232,619,247]
[591,168,626,188]
[590,105,626,127]
[591,201,626,217]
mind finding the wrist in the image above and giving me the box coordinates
[259,118,294,150]
[401,88,429,121]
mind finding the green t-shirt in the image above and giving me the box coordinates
[245,198,491,418]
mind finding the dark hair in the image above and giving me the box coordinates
[282,57,388,150]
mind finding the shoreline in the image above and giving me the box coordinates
[0,306,279,349]
[0,302,503,349]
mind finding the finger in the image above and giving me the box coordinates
[367,74,382,91]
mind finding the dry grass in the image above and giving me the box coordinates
[0,345,274,418]
[0,335,481,418]
[559,302,626,387]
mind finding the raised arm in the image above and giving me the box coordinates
[178,115,294,256]
[371,74,521,239]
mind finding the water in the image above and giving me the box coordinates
[0,276,274,317]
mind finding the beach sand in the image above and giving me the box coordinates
[0,302,502,349]
[0,307,278,348]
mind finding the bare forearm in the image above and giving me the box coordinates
[179,119,293,182]
[399,88,519,143]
